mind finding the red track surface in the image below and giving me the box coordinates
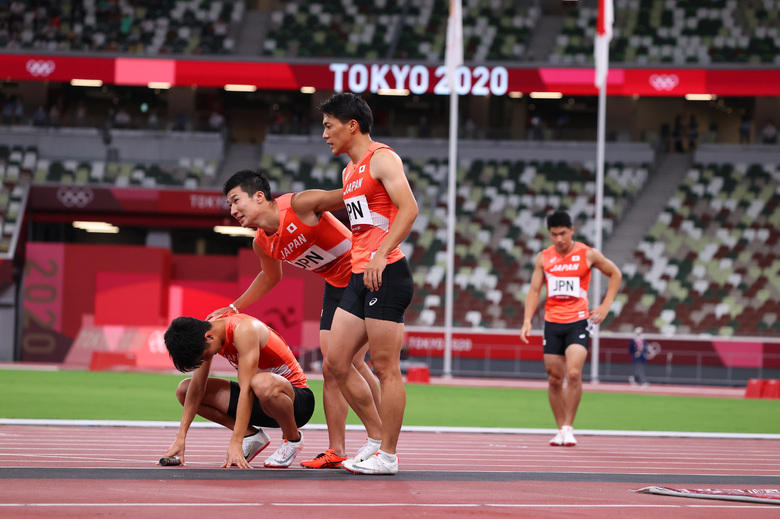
[1,425,779,518]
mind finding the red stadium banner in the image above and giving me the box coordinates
[1,54,115,83]
[28,185,231,216]
[2,53,780,96]
[405,329,544,361]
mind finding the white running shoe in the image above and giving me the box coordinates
[343,451,398,475]
[349,437,381,464]
[549,430,564,446]
[242,429,271,463]
[562,426,577,447]
[263,432,304,468]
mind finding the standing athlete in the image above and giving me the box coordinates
[208,170,381,469]
[162,311,314,468]
[319,92,418,475]
[520,210,622,446]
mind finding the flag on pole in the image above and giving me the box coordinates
[446,0,463,92]
[594,0,613,88]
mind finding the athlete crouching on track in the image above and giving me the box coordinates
[162,311,314,468]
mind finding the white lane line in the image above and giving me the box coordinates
[1,420,779,440]
[0,503,777,509]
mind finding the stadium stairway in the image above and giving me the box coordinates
[525,13,564,61]
[235,9,270,55]
[604,152,692,267]
[218,143,261,187]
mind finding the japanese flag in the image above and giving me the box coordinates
[594,0,613,89]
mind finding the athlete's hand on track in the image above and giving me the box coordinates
[161,441,186,466]
[221,444,252,469]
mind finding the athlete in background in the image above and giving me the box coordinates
[520,210,622,447]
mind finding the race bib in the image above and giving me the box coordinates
[288,244,338,271]
[547,275,580,299]
[344,194,373,230]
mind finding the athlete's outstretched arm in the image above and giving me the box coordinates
[291,188,345,217]
[206,241,282,319]
[162,357,212,465]
[221,319,266,469]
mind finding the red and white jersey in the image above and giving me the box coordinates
[542,242,591,324]
[254,193,352,288]
[341,141,405,273]
[215,311,308,389]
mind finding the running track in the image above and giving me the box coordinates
[1,424,779,518]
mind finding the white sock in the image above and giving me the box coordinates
[378,449,397,462]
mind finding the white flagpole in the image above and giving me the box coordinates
[443,0,463,378]
[591,0,613,384]
[592,85,606,384]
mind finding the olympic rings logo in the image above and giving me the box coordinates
[56,186,94,208]
[26,59,56,78]
[649,74,679,91]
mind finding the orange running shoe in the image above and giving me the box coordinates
[300,449,347,469]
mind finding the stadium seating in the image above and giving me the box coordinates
[0,0,244,54]
[10,144,215,189]
[0,144,28,254]
[2,0,778,64]
[550,0,780,65]
[261,0,539,61]
[612,161,780,336]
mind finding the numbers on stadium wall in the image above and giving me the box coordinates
[23,311,56,354]
[330,63,509,96]
[433,65,508,96]
[23,257,59,354]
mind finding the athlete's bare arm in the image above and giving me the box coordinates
[586,248,622,325]
[290,188,345,223]
[221,319,268,469]
[163,355,212,465]
[362,149,418,291]
[206,242,283,319]
[520,252,545,344]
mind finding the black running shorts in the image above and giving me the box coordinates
[543,319,591,355]
[320,282,344,331]
[338,257,413,323]
[227,381,315,428]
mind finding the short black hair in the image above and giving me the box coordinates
[547,210,573,229]
[318,93,373,134]
[223,169,273,200]
[164,317,212,372]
